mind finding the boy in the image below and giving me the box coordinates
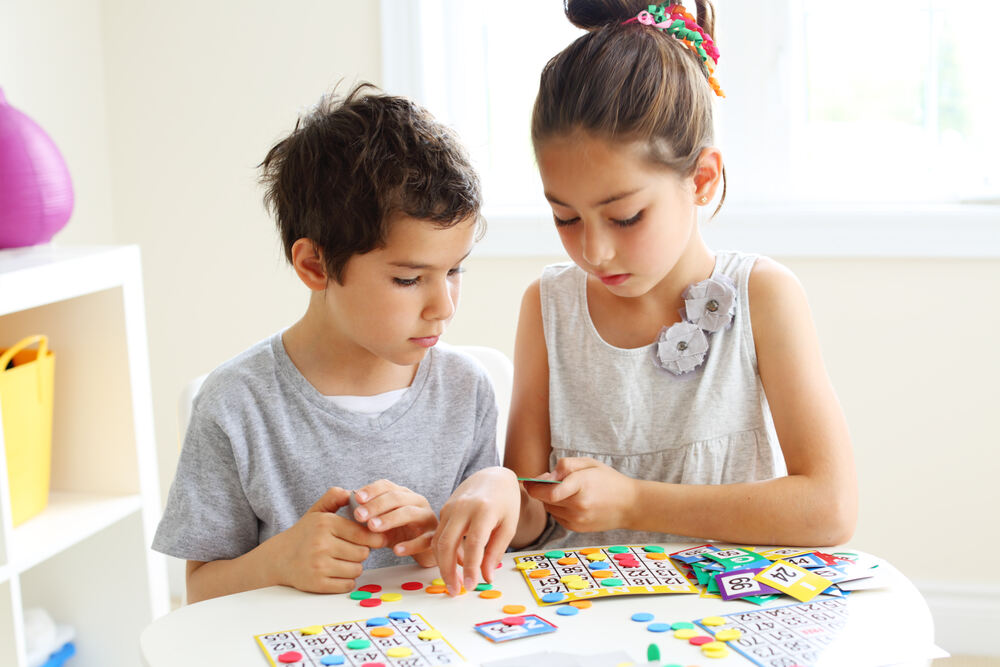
[152,83,499,603]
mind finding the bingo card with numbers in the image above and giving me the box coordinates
[695,597,848,667]
[514,545,698,606]
[255,612,464,666]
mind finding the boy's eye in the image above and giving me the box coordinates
[553,214,579,227]
[611,211,642,227]
[393,277,419,286]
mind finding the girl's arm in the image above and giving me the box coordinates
[505,280,555,548]
[629,258,857,545]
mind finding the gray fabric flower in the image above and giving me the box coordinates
[655,321,710,375]
[683,274,737,333]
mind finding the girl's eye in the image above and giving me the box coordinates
[393,277,419,287]
[553,214,579,227]
[448,267,465,277]
[611,211,642,227]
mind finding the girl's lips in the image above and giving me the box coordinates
[598,273,630,286]
[410,336,440,348]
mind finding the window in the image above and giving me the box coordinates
[382,0,999,256]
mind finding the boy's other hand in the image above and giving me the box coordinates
[432,467,519,596]
[273,486,386,594]
[353,480,438,567]
[525,457,638,533]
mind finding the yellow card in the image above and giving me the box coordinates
[754,560,833,602]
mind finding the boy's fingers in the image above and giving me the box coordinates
[356,490,422,523]
[354,479,403,504]
[460,515,495,592]
[481,522,514,583]
[330,515,387,550]
[367,506,433,533]
[308,487,351,513]
[393,530,434,558]
[431,516,463,594]
[325,554,366,579]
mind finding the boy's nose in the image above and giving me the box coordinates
[424,281,457,321]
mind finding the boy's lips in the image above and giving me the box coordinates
[597,273,630,286]
[410,335,440,348]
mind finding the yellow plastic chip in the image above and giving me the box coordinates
[386,647,412,658]
[673,628,697,639]
[715,628,741,641]
[516,561,538,570]
[431,577,445,586]
[418,629,442,640]
[701,616,725,626]
[380,592,402,602]
[299,625,323,635]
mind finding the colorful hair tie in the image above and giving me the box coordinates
[623,3,725,98]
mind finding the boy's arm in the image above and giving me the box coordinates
[186,487,386,603]
[432,281,552,595]
[528,260,857,546]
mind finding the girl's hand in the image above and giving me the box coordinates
[273,487,387,593]
[353,480,439,567]
[432,467,520,596]
[525,457,639,533]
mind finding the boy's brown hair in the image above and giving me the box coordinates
[260,83,482,283]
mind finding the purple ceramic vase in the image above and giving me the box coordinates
[0,88,74,248]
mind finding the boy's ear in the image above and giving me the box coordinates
[290,238,330,291]
[692,146,723,205]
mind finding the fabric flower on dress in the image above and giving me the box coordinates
[683,274,737,333]
[655,321,709,375]
[654,273,738,375]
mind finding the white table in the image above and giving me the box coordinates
[141,544,946,667]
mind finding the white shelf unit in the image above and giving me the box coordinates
[0,245,169,667]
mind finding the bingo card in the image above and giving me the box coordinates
[255,612,464,666]
[514,545,698,606]
[695,598,848,667]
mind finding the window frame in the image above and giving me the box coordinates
[380,0,1000,258]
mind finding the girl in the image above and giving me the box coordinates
[433,0,856,595]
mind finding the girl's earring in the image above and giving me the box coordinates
[699,196,708,204]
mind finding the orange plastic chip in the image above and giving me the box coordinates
[425,585,448,594]
[569,600,592,609]
[529,569,552,579]
[479,589,502,599]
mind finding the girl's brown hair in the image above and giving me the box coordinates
[260,83,482,284]
[532,0,725,209]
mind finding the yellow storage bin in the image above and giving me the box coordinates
[0,335,55,526]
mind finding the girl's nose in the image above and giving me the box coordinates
[581,221,614,267]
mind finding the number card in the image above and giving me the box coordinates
[514,546,699,606]
[703,547,771,571]
[694,598,849,667]
[759,547,814,561]
[255,612,465,666]
[669,544,720,564]
[474,615,558,643]
[714,568,780,601]
[754,560,833,603]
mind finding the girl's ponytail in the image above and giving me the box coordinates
[533,1,725,211]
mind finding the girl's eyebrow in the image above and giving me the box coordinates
[545,188,642,208]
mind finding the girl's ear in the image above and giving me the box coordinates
[290,238,330,291]
[692,147,724,205]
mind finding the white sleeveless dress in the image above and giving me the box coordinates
[533,250,787,549]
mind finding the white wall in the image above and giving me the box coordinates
[3,0,999,655]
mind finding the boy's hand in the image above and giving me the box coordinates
[273,487,386,594]
[353,480,438,567]
[432,467,520,596]
[525,457,638,533]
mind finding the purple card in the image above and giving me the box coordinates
[714,568,780,601]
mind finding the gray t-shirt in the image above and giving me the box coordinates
[152,333,499,569]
